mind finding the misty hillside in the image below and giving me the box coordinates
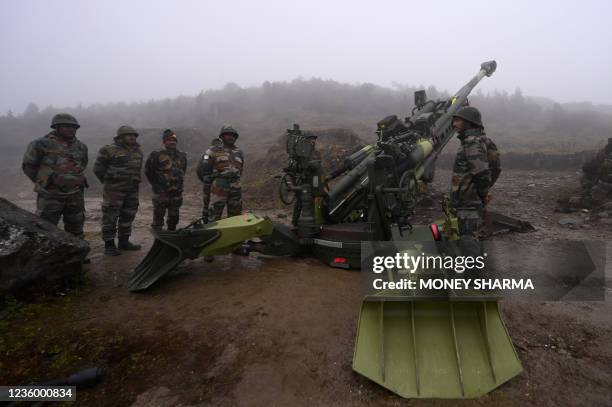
[2,78,612,153]
[2,78,612,199]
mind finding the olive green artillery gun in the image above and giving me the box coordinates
[129,61,524,399]
[267,62,523,398]
[130,61,499,288]
[266,61,501,267]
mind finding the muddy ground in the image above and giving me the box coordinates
[1,169,611,406]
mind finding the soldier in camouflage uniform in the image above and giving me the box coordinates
[582,138,612,206]
[450,106,501,235]
[94,126,143,255]
[197,125,244,223]
[145,129,188,231]
[22,113,88,238]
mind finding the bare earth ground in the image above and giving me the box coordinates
[2,169,611,407]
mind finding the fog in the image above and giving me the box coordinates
[1,0,611,114]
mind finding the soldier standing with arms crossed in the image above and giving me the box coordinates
[145,129,187,231]
[22,113,89,239]
[94,125,143,256]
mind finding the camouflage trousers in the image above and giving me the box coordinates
[36,191,85,238]
[152,191,183,231]
[589,180,612,206]
[101,187,139,241]
[455,206,485,237]
[450,175,482,209]
[208,187,242,222]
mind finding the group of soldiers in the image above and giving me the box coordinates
[22,114,244,256]
[22,106,609,254]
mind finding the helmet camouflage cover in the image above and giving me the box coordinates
[218,125,239,139]
[51,113,80,129]
[452,106,483,128]
[116,125,139,137]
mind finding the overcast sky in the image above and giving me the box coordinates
[1,0,611,114]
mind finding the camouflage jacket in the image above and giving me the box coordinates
[196,144,244,189]
[94,140,143,191]
[583,146,612,185]
[451,128,498,206]
[145,147,187,194]
[22,131,88,195]
[596,152,612,184]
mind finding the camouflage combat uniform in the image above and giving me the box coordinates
[22,125,88,238]
[451,128,499,207]
[451,128,500,235]
[94,130,143,242]
[197,136,244,222]
[145,147,187,230]
[583,139,612,205]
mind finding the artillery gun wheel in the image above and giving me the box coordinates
[279,174,297,205]
[398,170,418,203]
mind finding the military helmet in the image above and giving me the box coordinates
[116,125,139,137]
[452,106,483,128]
[51,113,80,129]
[218,125,239,139]
[162,129,176,141]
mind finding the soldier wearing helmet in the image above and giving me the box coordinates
[22,113,89,239]
[145,129,188,231]
[94,125,143,255]
[450,106,501,235]
[197,125,244,223]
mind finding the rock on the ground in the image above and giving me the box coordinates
[130,387,183,407]
[558,217,584,226]
[0,198,89,296]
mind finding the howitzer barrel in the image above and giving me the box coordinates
[328,145,375,180]
[344,145,375,170]
[326,60,497,220]
[423,60,497,169]
[431,60,497,138]
[328,155,374,215]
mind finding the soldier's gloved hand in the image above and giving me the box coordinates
[202,211,209,224]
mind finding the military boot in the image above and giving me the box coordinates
[118,237,141,251]
[104,240,121,256]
